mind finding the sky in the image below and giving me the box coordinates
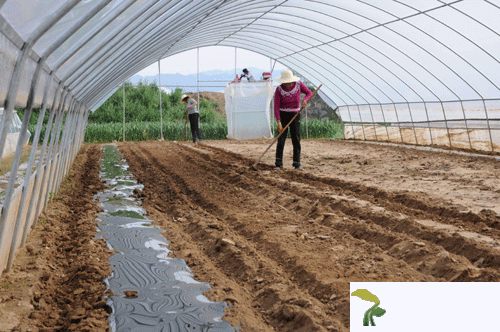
[135,46,288,77]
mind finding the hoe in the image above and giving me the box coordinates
[250,84,322,171]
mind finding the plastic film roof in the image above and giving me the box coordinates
[1,0,500,112]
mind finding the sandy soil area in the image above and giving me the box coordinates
[2,138,500,331]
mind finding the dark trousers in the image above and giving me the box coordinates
[275,111,301,168]
[189,113,202,143]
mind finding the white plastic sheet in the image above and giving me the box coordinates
[225,81,274,140]
[0,108,30,157]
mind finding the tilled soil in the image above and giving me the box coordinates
[0,145,113,332]
[118,139,500,331]
[2,139,500,331]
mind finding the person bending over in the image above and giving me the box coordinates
[240,68,256,82]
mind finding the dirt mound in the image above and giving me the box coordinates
[198,91,225,115]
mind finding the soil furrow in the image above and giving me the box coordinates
[121,142,349,331]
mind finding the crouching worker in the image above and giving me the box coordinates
[274,69,312,170]
[180,94,203,143]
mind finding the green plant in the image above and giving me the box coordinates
[109,210,146,219]
[351,289,386,326]
[1,282,13,290]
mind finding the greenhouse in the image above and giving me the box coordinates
[1,1,500,331]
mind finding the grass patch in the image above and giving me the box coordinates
[105,197,129,205]
[110,210,146,219]
[116,181,136,186]
[101,145,128,178]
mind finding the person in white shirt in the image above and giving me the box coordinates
[180,94,203,143]
[241,68,256,82]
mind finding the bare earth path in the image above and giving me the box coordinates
[2,139,500,331]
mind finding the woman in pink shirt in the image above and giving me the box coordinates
[274,69,313,170]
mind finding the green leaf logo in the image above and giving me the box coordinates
[351,289,386,326]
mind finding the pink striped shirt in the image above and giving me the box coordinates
[274,81,313,122]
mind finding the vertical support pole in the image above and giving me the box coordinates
[53,104,77,192]
[406,102,418,145]
[422,103,434,146]
[0,92,38,255]
[379,103,390,141]
[440,101,453,148]
[67,106,85,173]
[197,47,200,115]
[122,83,126,142]
[0,0,80,166]
[22,85,61,238]
[392,103,404,144]
[347,105,356,140]
[7,73,56,267]
[459,101,472,150]
[34,93,66,217]
[356,105,367,140]
[158,60,163,140]
[49,101,75,196]
[482,100,494,152]
[234,47,237,79]
[63,107,80,175]
[62,108,78,180]
[367,105,378,142]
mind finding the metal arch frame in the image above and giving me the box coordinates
[188,0,288,33]
[406,3,500,150]
[328,39,430,143]
[309,44,406,142]
[2,0,114,260]
[160,0,228,58]
[215,0,289,46]
[54,0,160,78]
[281,52,377,140]
[50,0,138,72]
[76,0,348,100]
[0,0,116,270]
[66,0,191,90]
[173,23,315,50]
[3,0,498,111]
[273,2,464,99]
[269,1,486,101]
[446,0,500,149]
[71,0,209,95]
[227,2,409,143]
[79,1,286,100]
[0,1,82,264]
[80,2,290,102]
[77,3,219,102]
[220,41,359,104]
[276,55,359,137]
[78,0,366,104]
[0,0,81,166]
[62,0,187,85]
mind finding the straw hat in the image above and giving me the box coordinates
[274,69,300,83]
[180,94,189,103]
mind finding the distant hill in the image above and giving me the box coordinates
[129,68,283,92]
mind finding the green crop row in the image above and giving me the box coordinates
[84,119,343,143]
[84,121,228,143]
